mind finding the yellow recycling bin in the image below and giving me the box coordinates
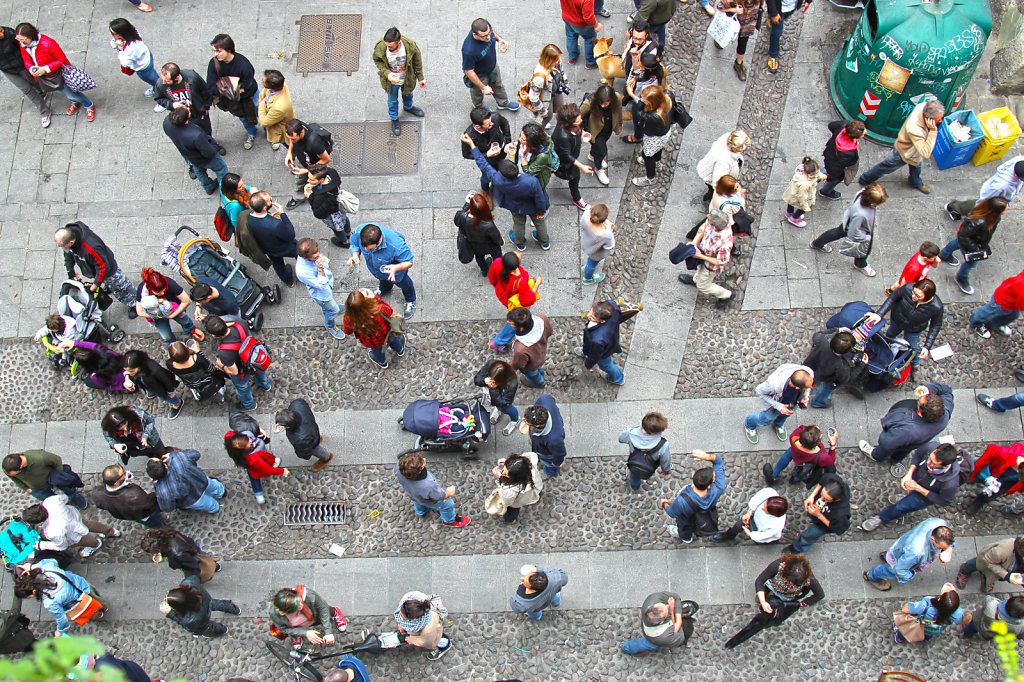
[971,107,1022,165]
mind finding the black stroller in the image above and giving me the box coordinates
[398,394,491,457]
[826,301,917,393]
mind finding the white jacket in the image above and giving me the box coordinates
[754,363,813,412]
[697,132,743,186]
[111,39,152,71]
[747,487,786,543]
[979,154,1024,204]
[497,451,544,508]
[36,494,88,551]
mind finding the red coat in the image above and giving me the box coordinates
[488,259,537,309]
[20,34,69,78]
[970,443,1024,495]
[993,271,1024,312]
[245,450,285,479]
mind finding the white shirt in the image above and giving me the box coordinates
[747,487,786,544]
[386,42,407,84]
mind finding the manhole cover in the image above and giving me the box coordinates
[296,14,361,75]
[321,122,421,176]
[284,501,349,526]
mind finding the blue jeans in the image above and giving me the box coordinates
[884,325,922,366]
[62,83,93,108]
[191,154,229,193]
[648,23,667,45]
[792,522,828,552]
[496,404,519,421]
[135,59,159,88]
[376,274,416,303]
[229,369,270,410]
[970,297,1021,331]
[859,148,922,188]
[313,297,341,329]
[992,391,1024,412]
[583,257,602,281]
[622,636,660,655]
[30,486,87,509]
[387,84,414,121]
[493,322,516,347]
[939,237,981,283]
[564,21,598,67]
[771,448,796,480]
[521,367,546,387]
[744,408,789,431]
[878,491,930,523]
[248,471,263,496]
[149,390,183,407]
[151,314,196,344]
[413,496,456,523]
[369,334,405,365]
[767,10,796,58]
[526,593,560,620]
[537,453,562,476]
[597,355,624,384]
[809,382,836,408]
[628,470,645,491]
[184,477,225,513]
[867,561,902,583]
[242,91,260,135]
[140,511,166,529]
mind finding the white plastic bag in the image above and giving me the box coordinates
[707,10,740,49]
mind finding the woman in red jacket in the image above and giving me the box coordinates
[224,431,289,504]
[15,23,96,121]
[488,252,542,352]
[343,288,405,370]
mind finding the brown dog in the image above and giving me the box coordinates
[593,37,625,88]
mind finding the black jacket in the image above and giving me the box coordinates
[62,221,119,284]
[0,27,27,74]
[454,204,502,255]
[247,212,298,258]
[822,120,858,182]
[908,441,960,506]
[473,360,518,408]
[89,483,159,521]
[802,331,854,386]
[754,558,824,606]
[283,398,321,458]
[551,125,582,169]
[153,69,212,114]
[462,115,512,167]
[308,168,342,219]
[956,217,998,256]
[162,117,219,165]
[132,357,179,399]
[810,473,851,534]
[166,532,203,576]
[876,283,944,349]
[635,108,672,139]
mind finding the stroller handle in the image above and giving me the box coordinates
[39,336,61,352]
[174,225,201,239]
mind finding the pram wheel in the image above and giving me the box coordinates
[460,441,479,460]
[247,311,265,333]
[265,285,282,304]
[107,325,126,344]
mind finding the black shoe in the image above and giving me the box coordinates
[819,188,841,201]
[782,544,796,554]
[217,144,227,157]
[761,463,777,485]
[678,273,695,286]
[710,532,730,543]
[944,203,961,221]
[404,106,425,118]
[787,474,801,485]
[391,119,401,136]
[188,165,197,180]
[846,385,865,401]
[126,307,138,320]
[966,498,985,515]
[235,399,257,410]
[204,184,218,196]
[1016,369,1024,384]
[715,295,733,310]
[941,254,961,266]
[285,197,306,209]
[330,235,350,248]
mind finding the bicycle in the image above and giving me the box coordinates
[266,630,404,681]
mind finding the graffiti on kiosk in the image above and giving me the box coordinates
[899,25,985,73]
[867,72,897,101]
[897,100,915,117]
[879,35,904,60]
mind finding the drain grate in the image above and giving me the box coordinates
[320,122,421,176]
[295,14,361,75]
[284,501,349,526]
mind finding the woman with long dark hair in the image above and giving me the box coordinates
[631,85,674,187]
[160,574,239,637]
[579,84,622,186]
[895,583,963,642]
[512,122,555,190]
[71,341,125,391]
[724,554,823,648]
[492,452,543,523]
[108,18,158,98]
[220,173,256,230]
[394,591,452,660]
[474,359,520,435]
[487,252,542,352]
[551,103,594,209]
[938,196,1009,296]
[101,405,164,464]
[136,267,204,344]
[123,349,184,419]
[16,23,97,123]
[141,527,219,582]
[453,192,503,276]
[166,340,227,403]
[343,288,405,370]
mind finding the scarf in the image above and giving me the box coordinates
[835,130,859,153]
[515,315,544,347]
[394,592,447,633]
[766,564,807,600]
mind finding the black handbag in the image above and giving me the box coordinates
[456,231,474,264]
[47,464,84,489]
[731,209,754,235]
[36,67,64,93]
[793,450,834,489]
[962,247,991,263]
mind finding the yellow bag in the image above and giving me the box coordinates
[506,278,536,311]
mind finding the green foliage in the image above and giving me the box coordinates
[0,635,187,682]
[991,620,1024,682]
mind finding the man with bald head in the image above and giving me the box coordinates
[744,364,814,444]
[54,222,137,317]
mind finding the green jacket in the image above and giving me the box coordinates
[5,450,61,492]
[372,36,424,95]
[637,0,676,25]
[517,146,555,188]
[268,586,332,636]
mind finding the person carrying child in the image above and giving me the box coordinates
[782,157,827,228]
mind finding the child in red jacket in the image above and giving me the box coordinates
[885,241,941,296]
[966,443,1024,515]
[224,430,289,504]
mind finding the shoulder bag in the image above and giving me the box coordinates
[388,312,407,338]
[455,215,474,264]
[839,236,870,259]
[337,189,359,214]
[53,572,105,626]
[485,488,506,515]
[61,64,96,92]
[792,449,830,489]
[517,72,546,113]
[36,66,64,93]
[47,464,84,489]
[893,611,926,642]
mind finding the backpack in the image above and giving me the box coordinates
[0,518,39,568]
[626,438,666,480]
[957,448,974,486]
[220,322,272,373]
[214,206,234,242]
[547,144,560,173]
[305,122,334,155]
[681,494,720,537]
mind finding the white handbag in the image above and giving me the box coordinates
[707,10,741,49]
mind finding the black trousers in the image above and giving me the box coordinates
[724,602,800,648]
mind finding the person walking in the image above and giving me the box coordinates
[0,24,51,127]
[808,183,887,277]
[154,62,214,126]
[16,23,97,122]
[295,238,346,339]
[678,209,736,308]
[268,586,347,647]
[147,449,226,514]
[394,451,470,528]
[225,415,289,505]
[696,130,749,202]
[22,494,119,559]
[508,306,553,388]
[938,197,1008,295]
[454,192,503,276]
[712,489,787,544]
[894,583,964,643]
[55,222,137,316]
[206,34,260,150]
[284,118,333,208]
[819,120,865,200]
[887,241,942,296]
[527,45,567,130]
[579,85,621,185]
[487,252,541,352]
[521,396,567,477]
[510,564,568,620]
[957,536,1024,594]
[561,0,603,69]
[631,85,675,187]
[864,517,955,591]
[474,359,521,436]
[970,268,1024,339]
[765,0,811,73]
[724,554,823,648]
[2,450,87,508]
[160,575,239,638]
[347,223,417,319]
[166,340,227,405]
[781,157,826,228]
[343,288,406,370]
[858,99,944,194]
[660,450,726,543]
[108,18,159,100]
[246,192,298,287]
[964,595,1024,640]
[136,268,205,345]
[743,364,813,444]
[859,382,953,464]
[491,452,544,523]
[802,331,856,408]
[577,299,625,384]
[552,103,594,209]
[620,592,697,655]
[101,405,165,464]
[123,350,184,420]
[13,559,100,637]
[162,106,229,195]
[719,0,763,81]
[373,27,425,136]
[90,464,165,529]
[274,400,333,474]
[947,155,1024,219]
[860,442,960,531]
[304,164,352,247]
[462,18,518,111]
[619,411,672,491]
[962,442,1023,514]
[783,473,851,553]
[256,69,294,150]
[394,592,453,660]
[763,424,836,486]
[141,528,219,581]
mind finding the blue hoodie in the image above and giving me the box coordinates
[665,454,726,518]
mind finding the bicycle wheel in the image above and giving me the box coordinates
[265,641,323,682]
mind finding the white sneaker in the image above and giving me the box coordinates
[254,492,266,504]
[153,103,167,113]
[595,168,609,185]
[859,440,876,459]
[860,516,883,532]
[144,87,155,97]
[489,407,502,425]
[996,325,1013,336]
[41,113,51,128]
[502,419,520,436]
[79,537,103,557]
[632,176,654,187]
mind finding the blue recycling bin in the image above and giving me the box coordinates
[933,109,984,170]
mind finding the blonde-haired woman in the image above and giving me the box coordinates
[631,85,674,187]
[527,44,566,130]
[696,129,750,201]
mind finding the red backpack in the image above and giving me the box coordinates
[220,322,272,373]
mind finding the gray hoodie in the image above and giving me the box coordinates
[618,426,672,473]
[509,566,569,614]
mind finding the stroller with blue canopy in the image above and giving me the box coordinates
[398,395,491,457]
[827,301,918,392]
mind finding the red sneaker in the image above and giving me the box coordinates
[85,106,96,122]
[191,328,205,341]
[442,515,471,528]
[66,103,81,116]
[331,606,347,632]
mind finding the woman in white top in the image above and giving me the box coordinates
[109,18,159,98]
[22,493,120,559]
[492,452,544,524]
[710,488,787,544]
[580,203,615,285]
[527,44,565,130]
[697,129,750,202]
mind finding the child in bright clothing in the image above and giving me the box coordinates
[782,157,827,228]
[224,412,289,504]
[886,241,942,296]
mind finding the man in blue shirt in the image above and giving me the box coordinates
[295,238,345,339]
[347,223,417,319]
[660,450,726,543]
[864,517,954,591]
[462,18,519,111]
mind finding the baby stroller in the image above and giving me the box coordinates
[161,226,280,332]
[398,394,491,457]
[41,280,125,373]
[826,301,915,392]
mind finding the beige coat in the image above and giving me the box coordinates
[977,537,1019,587]
[404,609,443,650]
[781,168,828,212]
[697,132,743,186]
[258,83,295,143]
[497,451,544,508]
[894,102,938,166]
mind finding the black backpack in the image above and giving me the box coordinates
[305,122,334,155]
[682,494,720,536]
[626,438,666,480]
[957,448,974,486]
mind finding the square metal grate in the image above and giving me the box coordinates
[295,14,361,75]
[284,501,350,526]
[321,122,422,176]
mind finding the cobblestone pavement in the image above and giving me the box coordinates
[26,598,1008,681]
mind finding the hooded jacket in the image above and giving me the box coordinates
[62,221,119,285]
[822,120,859,181]
[978,154,1024,203]
[969,443,1024,496]
[665,454,726,517]
[754,363,813,412]
[618,426,672,473]
[802,331,854,386]
[876,283,944,349]
[282,398,321,459]
[877,383,954,454]
[510,566,568,614]
[907,441,960,506]
[884,517,948,583]
[510,314,552,372]
[528,394,566,465]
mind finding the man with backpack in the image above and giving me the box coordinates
[284,118,333,209]
[204,314,271,411]
[619,412,672,491]
[660,450,726,543]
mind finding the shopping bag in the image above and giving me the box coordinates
[707,11,740,48]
